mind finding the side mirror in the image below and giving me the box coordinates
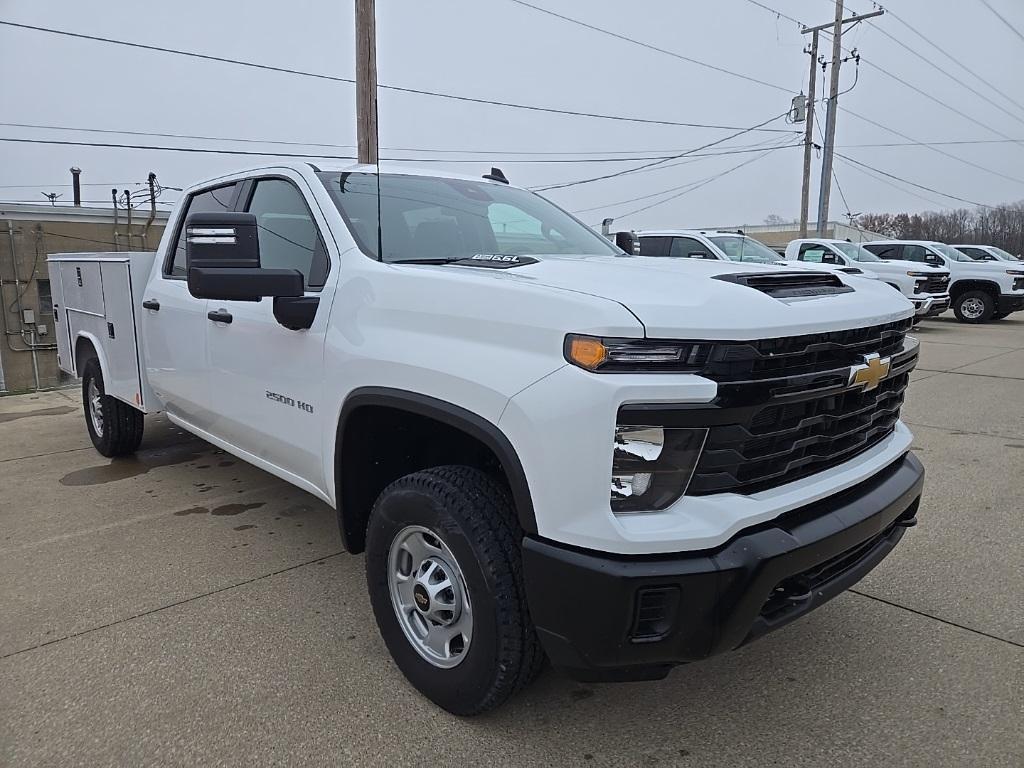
[186,212,304,302]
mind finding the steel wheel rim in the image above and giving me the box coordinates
[961,297,985,319]
[87,379,104,437]
[387,525,472,669]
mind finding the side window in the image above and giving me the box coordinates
[864,244,900,260]
[639,236,672,257]
[901,245,930,263]
[670,237,713,258]
[798,244,827,263]
[245,179,329,289]
[166,183,239,277]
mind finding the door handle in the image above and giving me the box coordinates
[142,299,160,311]
[207,309,233,324]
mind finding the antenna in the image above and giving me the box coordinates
[41,192,62,206]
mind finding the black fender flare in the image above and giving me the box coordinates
[334,387,537,551]
[949,279,1001,299]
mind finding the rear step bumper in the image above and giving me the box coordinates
[522,452,924,682]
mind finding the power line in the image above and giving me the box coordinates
[833,152,996,208]
[880,5,1024,118]
[504,0,793,93]
[532,111,790,191]
[0,135,355,159]
[863,19,1024,127]
[0,20,795,134]
[611,147,786,220]
[840,107,1024,185]
[976,0,1024,44]
[571,140,795,214]
[744,0,1024,138]
[833,155,965,210]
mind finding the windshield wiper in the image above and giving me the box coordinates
[389,257,466,265]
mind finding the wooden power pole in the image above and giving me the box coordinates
[355,0,379,164]
[801,3,884,236]
[798,31,819,238]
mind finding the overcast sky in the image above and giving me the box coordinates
[1,0,1022,229]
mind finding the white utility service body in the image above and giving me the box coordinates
[782,238,950,317]
[50,162,925,714]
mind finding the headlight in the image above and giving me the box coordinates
[1006,269,1024,276]
[611,424,707,513]
[906,271,933,277]
[565,334,712,372]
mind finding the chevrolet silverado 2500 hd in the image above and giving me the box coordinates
[48,163,924,715]
[783,238,951,318]
[864,240,1024,323]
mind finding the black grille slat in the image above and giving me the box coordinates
[916,275,950,294]
[680,317,915,496]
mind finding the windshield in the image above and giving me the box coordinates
[831,241,881,262]
[989,246,1021,261]
[708,235,780,263]
[932,243,974,262]
[317,172,621,262]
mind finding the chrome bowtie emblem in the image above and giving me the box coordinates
[848,353,891,392]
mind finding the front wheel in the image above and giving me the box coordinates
[953,290,995,323]
[81,356,144,457]
[365,466,544,715]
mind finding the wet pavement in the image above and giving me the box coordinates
[1,314,1022,766]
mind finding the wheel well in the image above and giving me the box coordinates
[335,393,535,553]
[74,336,97,374]
[950,280,999,300]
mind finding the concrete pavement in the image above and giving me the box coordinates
[2,315,1022,766]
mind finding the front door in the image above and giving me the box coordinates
[205,175,333,490]
[143,182,240,424]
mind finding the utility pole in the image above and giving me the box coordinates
[802,3,884,236]
[355,0,379,164]
[798,31,819,238]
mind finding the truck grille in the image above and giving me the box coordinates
[618,319,918,496]
[915,274,950,294]
[688,370,911,495]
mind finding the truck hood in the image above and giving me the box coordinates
[481,255,913,339]
[872,259,948,273]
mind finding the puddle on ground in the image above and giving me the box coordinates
[173,502,264,517]
[0,406,75,424]
[59,444,204,486]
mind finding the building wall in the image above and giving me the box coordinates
[0,210,166,393]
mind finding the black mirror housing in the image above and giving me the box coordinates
[185,212,261,269]
[189,267,305,302]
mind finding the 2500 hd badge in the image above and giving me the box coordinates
[266,390,314,414]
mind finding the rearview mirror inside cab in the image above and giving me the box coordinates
[185,212,304,302]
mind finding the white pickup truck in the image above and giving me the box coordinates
[863,240,1024,323]
[48,162,924,714]
[782,238,950,318]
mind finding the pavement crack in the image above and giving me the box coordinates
[848,589,1023,649]
[0,551,345,661]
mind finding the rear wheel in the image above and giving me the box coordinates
[365,465,543,715]
[953,290,995,323]
[81,356,144,456]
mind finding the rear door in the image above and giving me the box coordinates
[143,182,239,423]
[205,174,333,488]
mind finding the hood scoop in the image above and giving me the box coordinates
[713,270,854,298]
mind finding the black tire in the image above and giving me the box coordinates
[81,356,144,457]
[365,465,544,715]
[953,290,996,323]
[991,312,1010,321]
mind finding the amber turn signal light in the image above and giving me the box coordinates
[567,336,607,370]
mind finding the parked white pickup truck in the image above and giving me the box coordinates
[49,162,924,714]
[863,240,1024,323]
[782,238,950,318]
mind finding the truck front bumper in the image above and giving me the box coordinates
[522,452,924,682]
[914,294,949,317]
[997,294,1024,313]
